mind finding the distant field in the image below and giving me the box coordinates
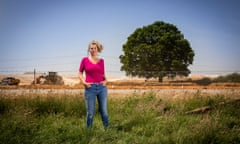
[1,73,240,90]
[0,82,240,91]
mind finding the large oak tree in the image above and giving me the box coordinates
[119,21,195,82]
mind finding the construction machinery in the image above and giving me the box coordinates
[0,77,20,85]
[33,71,64,85]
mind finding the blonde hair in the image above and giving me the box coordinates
[88,40,103,53]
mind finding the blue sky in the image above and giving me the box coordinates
[0,0,240,77]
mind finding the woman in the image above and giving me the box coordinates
[78,40,109,129]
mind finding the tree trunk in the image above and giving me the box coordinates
[158,76,163,82]
[185,98,240,114]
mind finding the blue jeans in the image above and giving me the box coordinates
[84,84,109,129]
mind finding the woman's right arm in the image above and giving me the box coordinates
[78,72,90,88]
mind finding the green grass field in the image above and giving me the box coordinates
[0,91,240,144]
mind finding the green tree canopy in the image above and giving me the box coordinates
[119,21,195,82]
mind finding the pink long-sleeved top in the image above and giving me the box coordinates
[79,57,105,83]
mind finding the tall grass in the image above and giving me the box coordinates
[0,92,240,144]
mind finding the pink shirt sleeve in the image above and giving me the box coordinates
[79,57,86,73]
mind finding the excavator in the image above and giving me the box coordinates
[33,72,64,85]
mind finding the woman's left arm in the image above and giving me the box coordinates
[102,74,107,86]
[101,58,107,86]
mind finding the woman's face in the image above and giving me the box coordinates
[89,44,98,56]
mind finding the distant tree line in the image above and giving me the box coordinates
[182,73,240,85]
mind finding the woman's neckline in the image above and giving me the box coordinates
[88,56,100,64]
